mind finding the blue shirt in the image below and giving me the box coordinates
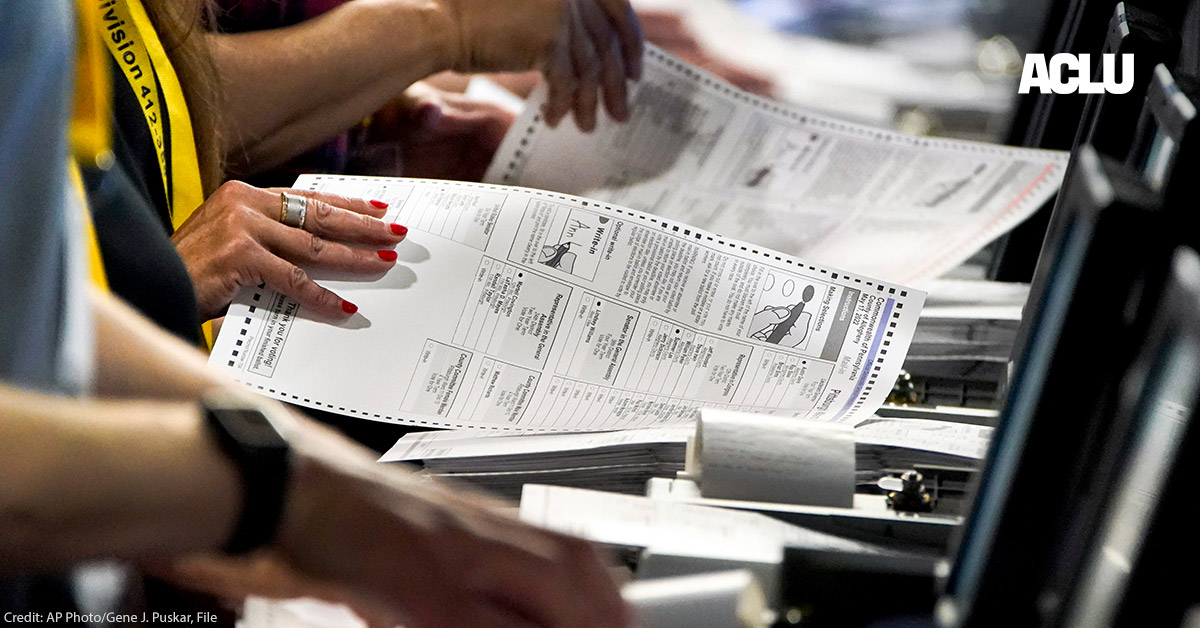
[0,0,92,394]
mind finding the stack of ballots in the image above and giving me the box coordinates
[852,416,992,494]
[380,426,692,501]
[382,414,994,503]
[903,279,1027,384]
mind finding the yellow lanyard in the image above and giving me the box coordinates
[74,0,112,290]
[97,0,215,348]
[98,0,204,230]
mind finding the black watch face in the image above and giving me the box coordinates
[223,409,288,449]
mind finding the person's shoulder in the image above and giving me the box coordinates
[0,0,73,69]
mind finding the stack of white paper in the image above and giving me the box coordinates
[908,317,1019,363]
[381,426,692,500]
[852,416,991,491]
[519,484,889,562]
[903,279,1027,386]
[382,413,992,502]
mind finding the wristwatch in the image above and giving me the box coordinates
[201,392,292,554]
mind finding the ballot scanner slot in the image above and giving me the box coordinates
[940,147,1166,628]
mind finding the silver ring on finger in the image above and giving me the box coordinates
[280,192,308,230]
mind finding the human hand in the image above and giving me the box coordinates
[371,82,516,182]
[749,306,790,341]
[438,0,643,131]
[171,181,407,321]
[160,417,632,628]
[637,10,776,97]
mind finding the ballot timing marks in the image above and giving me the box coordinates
[1019,54,1134,95]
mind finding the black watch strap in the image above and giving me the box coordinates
[202,394,292,554]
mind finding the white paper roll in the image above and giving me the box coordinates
[692,409,854,507]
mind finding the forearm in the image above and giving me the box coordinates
[0,385,240,572]
[211,0,457,169]
[225,73,410,175]
[92,287,229,400]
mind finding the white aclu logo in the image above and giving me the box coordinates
[1018,53,1134,94]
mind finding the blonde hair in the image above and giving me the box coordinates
[141,0,224,194]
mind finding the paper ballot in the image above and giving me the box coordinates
[210,177,924,431]
[380,426,690,500]
[380,425,694,462]
[486,45,1068,285]
[381,414,988,503]
[853,416,992,462]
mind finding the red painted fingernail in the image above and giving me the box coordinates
[377,250,398,262]
[370,200,389,209]
[341,300,358,315]
[390,223,408,236]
